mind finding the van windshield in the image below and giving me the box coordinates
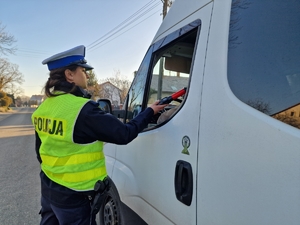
[227,1,300,127]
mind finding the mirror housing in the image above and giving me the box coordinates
[97,99,112,114]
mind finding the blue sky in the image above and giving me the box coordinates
[0,0,164,97]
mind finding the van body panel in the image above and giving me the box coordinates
[196,1,300,224]
[103,0,300,224]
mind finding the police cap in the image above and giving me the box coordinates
[42,45,94,71]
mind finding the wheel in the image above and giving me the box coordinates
[99,179,123,225]
[103,198,118,225]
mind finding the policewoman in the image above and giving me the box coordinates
[32,45,167,225]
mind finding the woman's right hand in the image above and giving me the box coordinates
[149,100,168,115]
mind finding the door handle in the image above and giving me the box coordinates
[174,160,193,206]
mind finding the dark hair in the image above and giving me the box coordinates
[44,65,78,97]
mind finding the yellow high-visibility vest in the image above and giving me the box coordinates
[32,93,107,191]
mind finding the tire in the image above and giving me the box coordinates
[99,178,123,225]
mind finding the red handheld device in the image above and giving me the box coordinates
[158,87,186,105]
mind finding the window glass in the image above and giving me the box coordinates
[147,28,198,126]
[228,0,300,128]
[125,45,154,121]
[152,20,201,52]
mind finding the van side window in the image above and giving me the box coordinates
[147,28,198,127]
[121,20,200,127]
[227,1,300,128]
[123,45,154,122]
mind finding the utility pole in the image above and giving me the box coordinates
[158,0,167,98]
[162,0,173,19]
[162,0,168,19]
[158,0,172,99]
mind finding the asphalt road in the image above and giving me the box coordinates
[0,107,40,225]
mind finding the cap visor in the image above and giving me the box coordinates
[77,63,94,70]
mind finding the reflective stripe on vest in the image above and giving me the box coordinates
[32,93,107,191]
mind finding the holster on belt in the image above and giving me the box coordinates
[90,177,111,215]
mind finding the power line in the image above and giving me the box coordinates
[87,0,161,51]
[13,48,53,58]
[89,9,161,52]
[87,0,158,48]
[17,48,51,55]
[88,3,160,51]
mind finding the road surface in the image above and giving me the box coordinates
[0,107,40,225]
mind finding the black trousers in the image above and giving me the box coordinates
[39,196,97,225]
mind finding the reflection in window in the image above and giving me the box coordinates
[228,0,300,128]
[125,46,154,121]
[272,105,300,129]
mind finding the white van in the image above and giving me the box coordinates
[99,0,300,224]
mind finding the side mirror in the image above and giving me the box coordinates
[97,99,112,114]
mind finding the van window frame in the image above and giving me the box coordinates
[122,20,201,128]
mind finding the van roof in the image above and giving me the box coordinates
[152,0,213,43]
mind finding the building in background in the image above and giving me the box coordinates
[98,82,122,109]
[29,95,44,107]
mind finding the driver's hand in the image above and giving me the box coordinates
[149,100,168,115]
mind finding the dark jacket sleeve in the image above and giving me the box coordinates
[73,101,154,145]
[35,131,42,163]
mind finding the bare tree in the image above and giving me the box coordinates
[104,70,131,104]
[20,95,30,107]
[86,70,98,87]
[246,98,272,114]
[98,82,119,104]
[86,70,100,99]
[0,58,24,92]
[0,22,17,55]
[229,0,251,49]
[0,23,22,100]
[4,82,24,96]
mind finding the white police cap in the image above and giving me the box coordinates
[42,45,94,71]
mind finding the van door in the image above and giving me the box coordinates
[105,3,213,225]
